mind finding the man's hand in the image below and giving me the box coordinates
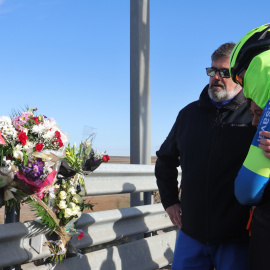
[166,204,182,228]
[259,131,270,159]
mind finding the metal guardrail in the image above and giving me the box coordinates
[84,163,159,195]
[0,163,182,269]
[0,204,176,268]
[22,230,178,270]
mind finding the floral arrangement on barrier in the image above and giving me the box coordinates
[0,107,110,263]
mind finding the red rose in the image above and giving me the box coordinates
[32,117,39,124]
[36,142,44,152]
[52,131,64,148]
[54,131,61,139]
[102,155,110,162]
[18,131,28,145]
[77,231,84,240]
[53,137,64,148]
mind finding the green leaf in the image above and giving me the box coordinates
[23,151,28,166]
[0,147,3,167]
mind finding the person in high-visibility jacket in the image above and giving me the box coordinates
[229,23,270,270]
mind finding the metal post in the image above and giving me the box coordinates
[130,0,151,207]
[0,188,4,208]
[3,204,21,270]
[5,203,20,224]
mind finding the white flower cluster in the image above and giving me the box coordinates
[55,180,84,219]
[13,142,36,160]
[0,116,18,143]
[93,150,105,160]
[31,118,69,145]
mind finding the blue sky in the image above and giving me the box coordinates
[0,1,270,156]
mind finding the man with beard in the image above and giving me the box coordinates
[155,42,256,270]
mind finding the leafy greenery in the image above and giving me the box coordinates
[65,143,84,174]
[28,198,58,232]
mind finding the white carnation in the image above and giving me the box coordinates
[43,118,57,130]
[32,124,45,134]
[43,130,55,140]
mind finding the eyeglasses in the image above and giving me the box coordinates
[206,67,231,78]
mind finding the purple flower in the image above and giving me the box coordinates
[21,158,45,182]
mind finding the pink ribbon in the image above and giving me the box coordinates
[0,131,6,145]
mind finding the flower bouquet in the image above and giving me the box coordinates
[0,107,68,203]
[77,134,110,172]
[0,107,109,263]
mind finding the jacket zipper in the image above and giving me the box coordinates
[205,108,220,244]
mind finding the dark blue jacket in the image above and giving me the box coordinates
[155,85,256,244]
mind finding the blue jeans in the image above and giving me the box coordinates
[172,230,249,270]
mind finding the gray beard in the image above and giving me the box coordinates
[208,85,239,102]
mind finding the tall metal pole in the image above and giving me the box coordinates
[130,0,151,207]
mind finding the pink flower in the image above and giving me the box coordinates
[12,112,33,131]
[13,116,23,131]
[33,165,39,172]
[19,112,32,124]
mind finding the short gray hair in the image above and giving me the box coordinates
[211,42,236,62]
